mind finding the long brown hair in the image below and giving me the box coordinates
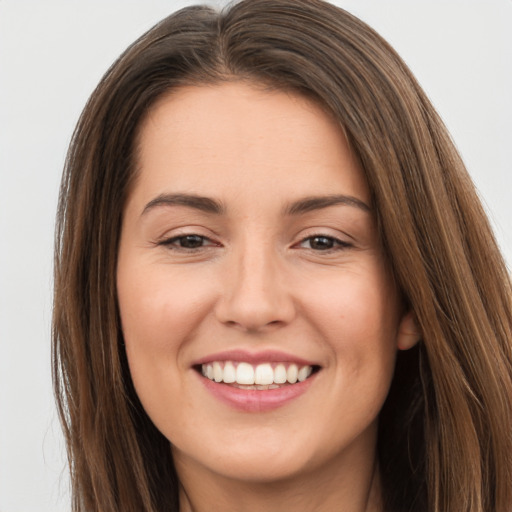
[53,1,512,510]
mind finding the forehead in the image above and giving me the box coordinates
[132,81,369,211]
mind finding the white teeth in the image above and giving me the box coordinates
[201,361,315,387]
[287,364,298,384]
[213,361,223,382]
[223,361,236,383]
[274,364,287,384]
[298,366,312,382]
[236,362,255,385]
[254,363,274,385]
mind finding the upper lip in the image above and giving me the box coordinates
[192,349,320,367]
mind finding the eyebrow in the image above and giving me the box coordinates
[141,193,370,217]
[284,195,371,215]
[142,193,225,216]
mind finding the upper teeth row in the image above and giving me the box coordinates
[201,362,313,385]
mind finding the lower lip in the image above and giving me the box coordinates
[198,372,318,412]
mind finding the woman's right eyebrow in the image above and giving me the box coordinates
[141,193,225,216]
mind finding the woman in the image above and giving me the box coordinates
[52,1,512,511]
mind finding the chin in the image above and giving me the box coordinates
[171,424,317,481]
[171,418,377,487]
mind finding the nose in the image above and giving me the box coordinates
[214,242,296,333]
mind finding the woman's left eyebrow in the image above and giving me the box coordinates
[284,195,371,215]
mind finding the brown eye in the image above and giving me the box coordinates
[308,236,335,250]
[177,235,205,248]
[299,235,351,251]
[159,234,214,250]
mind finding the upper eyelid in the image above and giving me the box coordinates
[296,231,352,244]
[156,225,221,241]
[293,223,355,239]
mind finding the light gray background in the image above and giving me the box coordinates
[1,1,511,511]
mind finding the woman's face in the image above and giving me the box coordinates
[117,82,413,485]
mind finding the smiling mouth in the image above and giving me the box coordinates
[197,361,321,390]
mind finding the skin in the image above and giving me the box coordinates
[117,82,418,512]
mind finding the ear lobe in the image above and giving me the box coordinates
[396,311,421,351]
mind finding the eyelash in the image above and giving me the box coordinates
[157,234,351,253]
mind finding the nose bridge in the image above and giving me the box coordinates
[216,232,294,331]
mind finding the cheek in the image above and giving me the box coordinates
[300,266,399,394]
[117,267,209,441]
[117,264,214,354]
[116,261,215,423]
[304,268,399,347]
